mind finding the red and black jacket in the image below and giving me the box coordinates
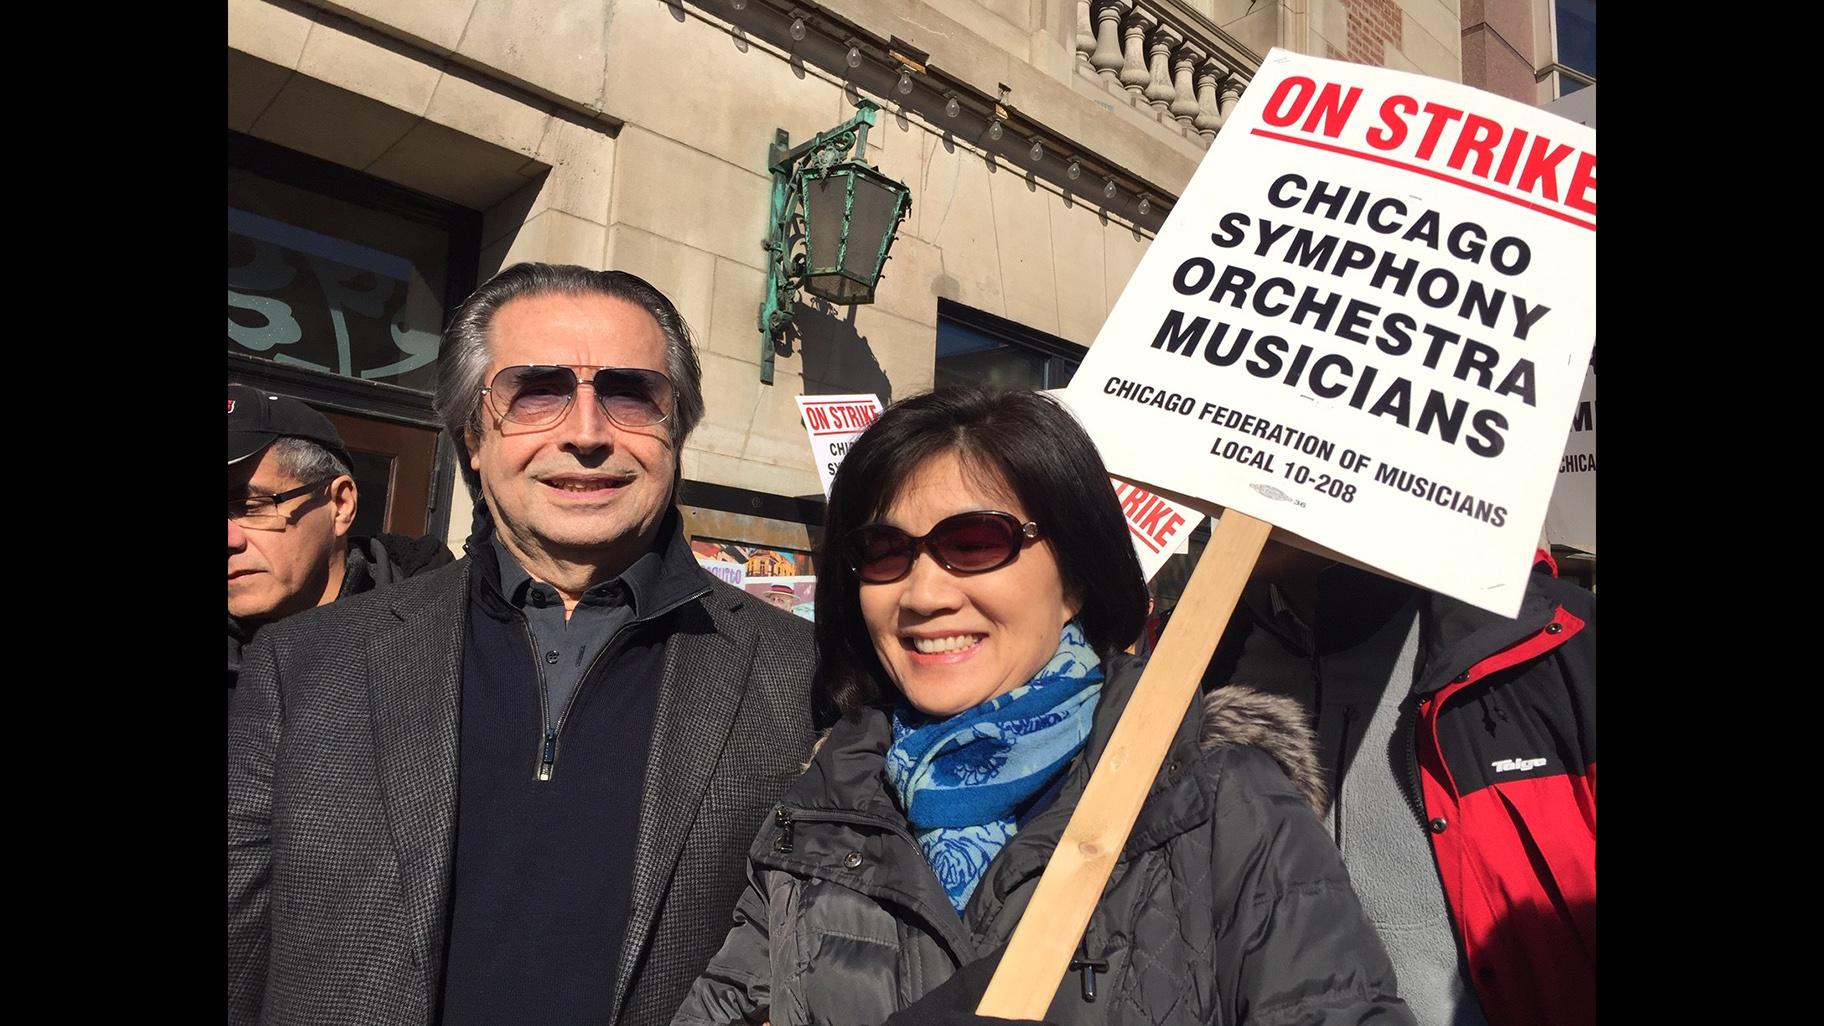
[1411,554,1594,1026]
[1200,553,1594,1026]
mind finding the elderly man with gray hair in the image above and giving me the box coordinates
[228,263,818,1026]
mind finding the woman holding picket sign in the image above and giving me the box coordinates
[672,386,1411,1026]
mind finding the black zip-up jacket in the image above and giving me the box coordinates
[674,656,1413,1026]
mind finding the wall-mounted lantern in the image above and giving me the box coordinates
[758,98,912,383]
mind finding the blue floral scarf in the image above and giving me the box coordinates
[884,620,1103,914]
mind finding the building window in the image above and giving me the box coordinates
[935,300,1084,391]
[228,132,477,394]
[1551,0,1596,96]
[226,132,481,542]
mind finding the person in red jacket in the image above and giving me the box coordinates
[1197,542,1594,1026]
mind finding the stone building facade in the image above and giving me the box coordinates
[227,0,1483,584]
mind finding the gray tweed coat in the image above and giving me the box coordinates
[227,551,818,1026]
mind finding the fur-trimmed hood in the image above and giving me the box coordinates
[1198,685,1326,816]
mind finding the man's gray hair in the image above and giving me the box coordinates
[268,437,354,486]
[433,262,706,498]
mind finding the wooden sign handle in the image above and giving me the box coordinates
[976,509,1272,1020]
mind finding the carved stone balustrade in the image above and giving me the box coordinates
[1075,0,1256,147]
[1088,0,1127,85]
[1118,6,1153,97]
[1076,0,1097,69]
[1169,43,1202,127]
[1193,58,1227,140]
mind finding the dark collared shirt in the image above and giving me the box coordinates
[442,514,711,1025]
[490,532,664,727]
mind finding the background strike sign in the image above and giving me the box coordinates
[797,394,884,499]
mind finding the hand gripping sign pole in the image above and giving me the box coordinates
[979,46,1595,1016]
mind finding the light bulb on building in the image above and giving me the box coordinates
[1103,177,1117,199]
[987,117,1003,141]
[897,70,914,95]
[731,0,747,9]
[1067,159,1081,180]
[944,96,960,118]
[1028,138,1043,162]
[847,46,862,68]
[790,17,806,40]
[1137,195,1150,216]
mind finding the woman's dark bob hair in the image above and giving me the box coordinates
[813,386,1150,718]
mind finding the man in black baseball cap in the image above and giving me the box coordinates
[227,385,453,693]
[228,385,362,687]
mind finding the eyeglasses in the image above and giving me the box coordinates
[480,365,675,429]
[228,477,337,530]
[844,510,1041,584]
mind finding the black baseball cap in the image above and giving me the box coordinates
[228,383,354,471]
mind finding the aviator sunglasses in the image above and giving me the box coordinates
[845,510,1042,585]
[481,365,675,429]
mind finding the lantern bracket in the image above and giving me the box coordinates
[758,99,910,384]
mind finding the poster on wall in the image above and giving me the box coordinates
[692,543,817,620]
[694,557,747,588]
[689,539,812,579]
[745,576,818,622]
[1060,49,1596,616]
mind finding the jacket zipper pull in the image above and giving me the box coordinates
[774,808,795,853]
[537,727,559,781]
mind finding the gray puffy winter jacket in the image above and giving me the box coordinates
[673,655,1412,1026]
